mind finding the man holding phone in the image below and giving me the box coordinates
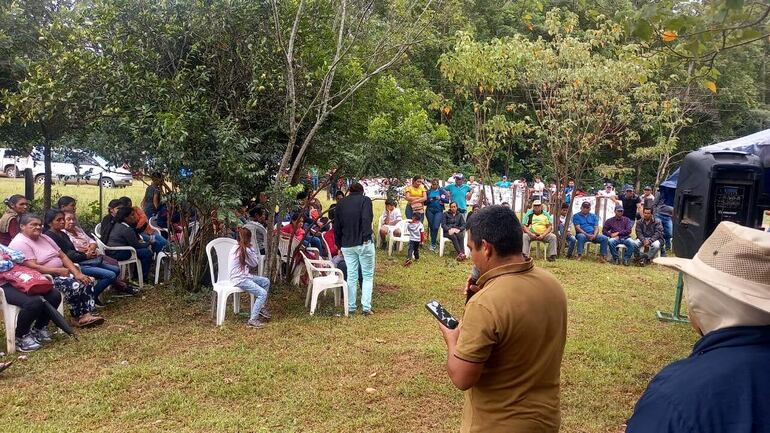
[436,205,567,432]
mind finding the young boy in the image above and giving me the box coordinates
[405,212,425,266]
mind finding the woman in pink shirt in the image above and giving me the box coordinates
[9,214,104,327]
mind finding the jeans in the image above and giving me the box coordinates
[303,236,325,257]
[236,276,270,321]
[657,214,673,255]
[566,235,576,257]
[140,233,167,254]
[108,248,153,282]
[342,241,375,312]
[632,239,661,258]
[426,207,443,247]
[408,240,421,260]
[80,263,120,298]
[575,233,609,256]
[2,285,62,337]
[608,238,636,261]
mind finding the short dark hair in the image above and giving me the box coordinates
[412,175,421,182]
[413,212,423,220]
[296,191,308,201]
[385,199,396,207]
[335,190,345,198]
[108,199,122,209]
[249,206,266,219]
[118,196,132,207]
[57,196,76,209]
[115,206,133,222]
[19,213,41,226]
[561,203,569,210]
[349,182,364,193]
[466,205,522,256]
[642,207,653,214]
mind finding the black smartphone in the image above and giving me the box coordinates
[425,300,459,329]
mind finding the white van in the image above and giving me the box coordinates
[29,148,134,188]
[0,148,32,178]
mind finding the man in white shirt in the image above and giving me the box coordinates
[533,176,546,200]
[378,199,402,248]
[467,175,480,207]
[596,183,618,204]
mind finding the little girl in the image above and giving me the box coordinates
[229,227,271,328]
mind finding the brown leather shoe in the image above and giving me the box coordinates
[597,255,608,264]
[76,313,105,328]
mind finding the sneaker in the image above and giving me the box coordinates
[612,257,619,265]
[622,259,630,266]
[31,327,52,344]
[404,259,412,267]
[598,256,608,264]
[259,309,272,321]
[246,318,265,329]
[456,253,465,262]
[362,309,374,316]
[428,244,436,252]
[547,255,557,262]
[16,333,42,352]
[576,255,583,261]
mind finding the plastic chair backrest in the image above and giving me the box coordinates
[205,238,237,284]
[94,223,102,239]
[189,222,200,244]
[277,233,293,263]
[243,222,260,251]
[148,216,163,236]
[299,250,314,280]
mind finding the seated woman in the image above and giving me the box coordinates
[44,210,126,306]
[9,214,104,327]
[0,243,62,352]
[282,213,324,256]
[0,195,29,246]
[378,199,402,248]
[441,202,467,261]
[106,206,154,284]
[229,227,271,329]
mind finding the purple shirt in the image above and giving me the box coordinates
[602,216,633,239]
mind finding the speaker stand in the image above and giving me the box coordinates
[656,272,689,324]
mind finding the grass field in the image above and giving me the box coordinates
[0,177,762,432]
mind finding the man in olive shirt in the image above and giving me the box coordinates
[438,205,567,433]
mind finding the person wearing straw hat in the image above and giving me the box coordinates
[626,222,770,432]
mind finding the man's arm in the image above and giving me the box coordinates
[439,325,484,391]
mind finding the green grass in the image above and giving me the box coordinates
[0,234,696,432]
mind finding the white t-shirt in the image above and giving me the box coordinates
[533,181,545,196]
[382,208,402,226]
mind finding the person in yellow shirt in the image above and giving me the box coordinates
[404,175,427,221]
[521,200,558,261]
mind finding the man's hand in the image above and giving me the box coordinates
[643,239,650,247]
[463,277,480,297]
[588,234,596,241]
[611,231,620,238]
[438,322,461,348]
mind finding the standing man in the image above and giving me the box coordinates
[639,185,655,214]
[653,188,674,256]
[596,182,619,205]
[495,175,512,189]
[572,201,609,262]
[333,182,375,316]
[563,180,575,205]
[437,205,567,433]
[602,205,636,266]
[521,200,558,262]
[446,174,472,216]
[467,175,480,209]
[633,207,663,266]
[620,184,641,220]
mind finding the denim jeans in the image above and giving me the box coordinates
[140,232,167,254]
[426,207,443,247]
[566,235,576,257]
[342,241,375,312]
[108,248,153,282]
[303,236,325,257]
[657,214,673,255]
[236,275,270,321]
[80,263,120,298]
[608,238,636,261]
[632,239,661,258]
[575,233,609,256]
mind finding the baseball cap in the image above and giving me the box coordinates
[455,173,464,180]
[644,185,652,191]
[581,201,591,208]
[624,184,634,191]
[532,200,542,206]
[604,182,613,188]
[614,204,624,212]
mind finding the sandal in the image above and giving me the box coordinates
[0,361,12,374]
[76,313,105,328]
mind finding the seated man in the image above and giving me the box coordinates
[521,200,557,262]
[378,199,402,248]
[633,207,663,266]
[626,222,770,432]
[557,203,577,258]
[572,201,608,263]
[602,205,635,266]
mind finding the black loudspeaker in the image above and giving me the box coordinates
[673,150,766,259]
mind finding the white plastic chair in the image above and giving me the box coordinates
[243,222,266,276]
[388,220,410,256]
[148,216,169,239]
[528,240,547,259]
[93,236,144,290]
[438,229,470,257]
[206,237,255,326]
[275,233,299,279]
[1,275,65,354]
[299,251,348,316]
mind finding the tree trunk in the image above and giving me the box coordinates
[42,135,52,211]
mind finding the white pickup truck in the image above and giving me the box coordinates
[0,148,32,178]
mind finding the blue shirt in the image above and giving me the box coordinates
[426,188,448,212]
[445,184,471,211]
[564,186,574,204]
[495,181,512,188]
[627,326,770,433]
[571,211,599,235]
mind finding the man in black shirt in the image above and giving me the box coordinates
[620,185,641,220]
[333,182,375,315]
